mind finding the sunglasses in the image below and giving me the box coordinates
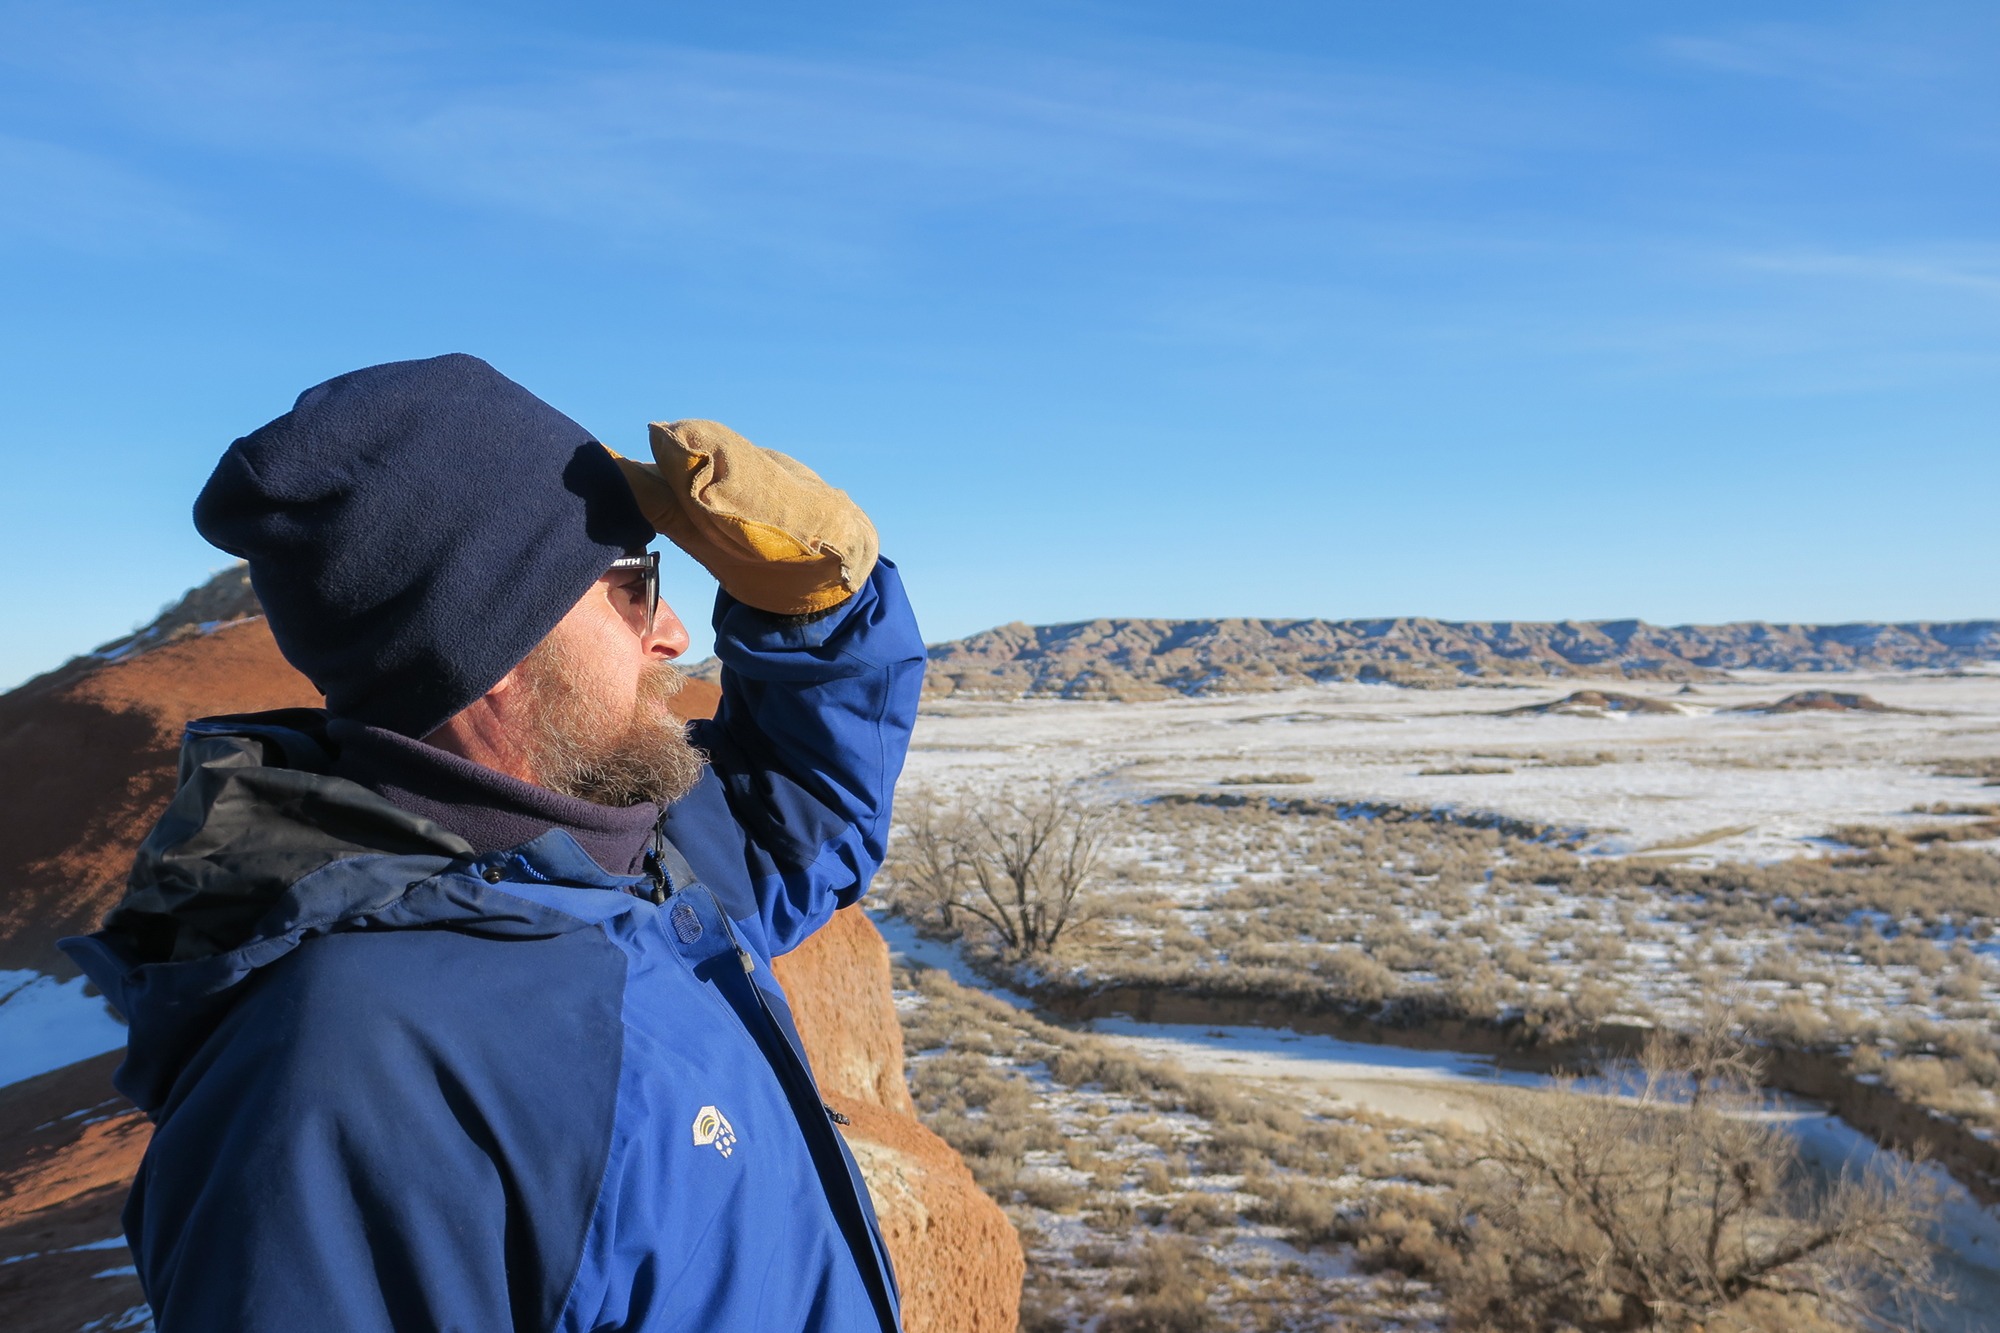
[607,551,661,633]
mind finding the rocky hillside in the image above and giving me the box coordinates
[920,616,2000,700]
[3,564,263,709]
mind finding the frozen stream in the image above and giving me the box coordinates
[873,912,2000,1327]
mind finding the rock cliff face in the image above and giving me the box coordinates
[919,616,2000,699]
[0,586,1018,1332]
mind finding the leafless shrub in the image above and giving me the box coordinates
[1445,1025,1945,1331]
[1754,997,1842,1048]
[1940,967,1987,1003]
[1833,822,2000,850]
[1096,1237,1217,1333]
[1018,1174,1088,1212]
[1164,1190,1235,1235]
[1568,979,1627,1022]
[882,784,977,933]
[1347,1184,1469,1277]
[1572,930,1628,964]
[1538,751,1620,768]
[1746,951,1810,986]
[1932,757,2000,784]
[885,777,1118,954]
[1242,1175,1342,1245]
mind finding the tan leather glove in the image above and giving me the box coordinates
[611,420,880,616]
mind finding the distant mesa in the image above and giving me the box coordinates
[1496,690,1683,718]
[1727,690,1916,716]
[909,616,1999,702]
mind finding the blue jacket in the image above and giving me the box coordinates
[61,560,925,1333]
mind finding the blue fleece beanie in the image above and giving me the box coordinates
[193,354,654,739]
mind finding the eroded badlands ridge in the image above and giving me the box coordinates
[919,615,2000,699]
[58,567,1998,705]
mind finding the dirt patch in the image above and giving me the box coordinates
[0,1052,151,1333]
[1496,689,1682,716]
[773,907,917,1115]
[1730,690,1921,715]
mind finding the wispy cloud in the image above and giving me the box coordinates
[0,8,1608,258]
[1656,25,1949,89]
[1738,249,2000,298]
[0,133,210,253]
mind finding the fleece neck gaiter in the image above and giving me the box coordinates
[327,717,660,876]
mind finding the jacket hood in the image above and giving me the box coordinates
[59,708,646,1113]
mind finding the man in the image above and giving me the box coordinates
[61,353,924,1332]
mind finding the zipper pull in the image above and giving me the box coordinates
[643,849,669,905]
[823,1103,851,1126]
[737,946,756,973]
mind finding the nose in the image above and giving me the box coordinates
[644,602,690,660]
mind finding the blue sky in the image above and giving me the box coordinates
[1,1,1995,685]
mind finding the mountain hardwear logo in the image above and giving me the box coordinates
[692,1105,737,1158]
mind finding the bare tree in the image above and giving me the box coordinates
[887,777,1116,955]
[885,784,975,933]
[1449,1019,1946,1332]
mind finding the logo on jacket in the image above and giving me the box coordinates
[692,1105,737,1158]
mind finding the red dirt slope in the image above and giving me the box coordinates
[0,618,322,974]
[0,1053,151,1333]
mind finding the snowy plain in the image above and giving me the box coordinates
[902,667,2000,864]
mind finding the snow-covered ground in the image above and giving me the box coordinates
[905,667,2000,864]
[0,969,127,1089]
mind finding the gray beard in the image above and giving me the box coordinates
[512,635,709,808]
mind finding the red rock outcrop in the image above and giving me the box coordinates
[775,907,919,1116]
[0,609,1016,1332]
[776,913,1024,1331]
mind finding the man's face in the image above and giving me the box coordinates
[510,560,709,807]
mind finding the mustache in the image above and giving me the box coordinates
[636,659,687,710]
